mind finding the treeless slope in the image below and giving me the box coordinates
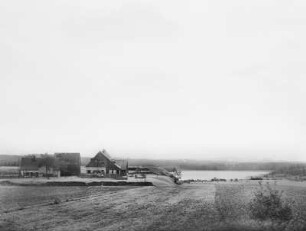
[1,181,306,230]
[0,184,217,231]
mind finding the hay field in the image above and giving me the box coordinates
[0,186,130,213]
[0,180,306,231]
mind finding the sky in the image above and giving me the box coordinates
[1,0,306,161]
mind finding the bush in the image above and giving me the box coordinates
[53,198,61,205]
[249,182,293,222]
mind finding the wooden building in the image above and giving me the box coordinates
[20,153,81,177]
[20,155,60,177]
[54,153,81,176]
[86,150,128,178]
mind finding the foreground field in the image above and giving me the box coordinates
[0,179,306,231]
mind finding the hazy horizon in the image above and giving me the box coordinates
[1,152,305,163]
[0,149,305,163]
[1,0,306,162]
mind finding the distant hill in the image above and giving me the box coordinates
[0,155,92,167]
[2,154,306,172]
[125,158,306,171]
[0,155,22,166]
[269,164,306,179]
[82,157,306,171]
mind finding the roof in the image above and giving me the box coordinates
[54,153,80,157]
[20,155,59,171]
[114,160,128,170]
[86,150,111,168]
[54,153,80,162]
[86,150,127,170]
[100,149,112,160]
[20,156,40,171]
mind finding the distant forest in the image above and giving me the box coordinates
[0,155,22,166]
[124,158,306,171]
[2,155,306,174]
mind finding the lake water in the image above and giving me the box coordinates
[181,170,270,180]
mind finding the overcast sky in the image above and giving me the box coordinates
[1,0,306,161]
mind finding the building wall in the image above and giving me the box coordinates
[86,167,106,174]
[38,166,60,177]
[20,168,60,177]
[54,153,81,176]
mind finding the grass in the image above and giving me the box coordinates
[213,182,306,230]
[0,185,130,213]
[0,180,306,230]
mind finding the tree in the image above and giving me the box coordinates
[39,154,55,178]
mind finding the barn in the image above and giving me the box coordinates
[20,155,60,177]
[86,150,128,178]
[20,153,81,177]
[54,153,81,176]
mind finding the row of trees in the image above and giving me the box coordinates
[271,165,306,176]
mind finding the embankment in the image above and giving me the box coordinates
[0,180,153,187]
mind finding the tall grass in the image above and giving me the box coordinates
[213,182,306,231]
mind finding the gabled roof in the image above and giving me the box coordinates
[20,155,59,171]
[86,150,112,168]
[100,149,112,160]
[114,160,128,170]
[20,156,40,171]
[86,150,127,170]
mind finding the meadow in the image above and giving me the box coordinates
[0,185,129,213]
[0,178,306,231]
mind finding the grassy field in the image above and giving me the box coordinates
[0,179,306,231]
[0,186,130,213]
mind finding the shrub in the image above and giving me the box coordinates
[53,198,61,205]
[249,182,293,222]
